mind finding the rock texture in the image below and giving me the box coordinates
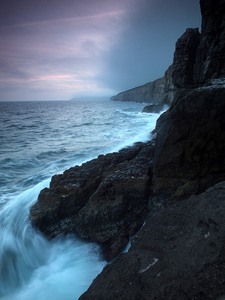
[80,182,225,300]
[111,28,200,105]
[172,28,200,87]
[194,0,225,84]
[153,86,225,198]
[30,142,155,260]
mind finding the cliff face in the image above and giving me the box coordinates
[152,0,225,198]
[111,77,167,104]
[111,28,200,104]
[112,0,225,104]
[153,86,225,198]
[194,0,225,83]
[172,28,200,87]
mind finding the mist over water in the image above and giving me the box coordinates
[0,100,161,299]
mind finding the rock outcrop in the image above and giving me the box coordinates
[153,85,225,198]
[194,0,225,84]
[30,142,155,260]
[111,28,200,105]
[110,77,167,104]
[80,182,225,300]
[172,28,200,87]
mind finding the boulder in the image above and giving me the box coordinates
[30,141,155,260]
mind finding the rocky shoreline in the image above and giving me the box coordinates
[30,0,225,298]
[30,141,155,260]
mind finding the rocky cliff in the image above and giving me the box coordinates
[194,0,225,83]
[30,0,225,299]
[112,0,225,105]
[111,27,200,105]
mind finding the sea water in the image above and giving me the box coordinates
[0,100,161,300]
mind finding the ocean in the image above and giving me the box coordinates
[0,100,161,300]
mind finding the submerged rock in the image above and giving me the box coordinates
[80,182,225,300]
[30,141,155,260]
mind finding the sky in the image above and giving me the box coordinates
[0,0,201,101]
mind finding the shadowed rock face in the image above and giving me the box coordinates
[194,0,225,83]
[80,182,225,300]
[153,86,225,198]
[30,142,155,260]
[172,28,200,88]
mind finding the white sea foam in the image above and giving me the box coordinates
[0,180,106,300]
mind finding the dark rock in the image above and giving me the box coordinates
[153,86,225,197]
[194,0,225,84]
[80,182,225,300]
[172,28,200,88]
[142,104,166,113]
[30,141,155,260]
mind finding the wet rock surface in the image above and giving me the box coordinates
[30,141,155,259]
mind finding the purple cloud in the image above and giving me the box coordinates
[0,0,200,101]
